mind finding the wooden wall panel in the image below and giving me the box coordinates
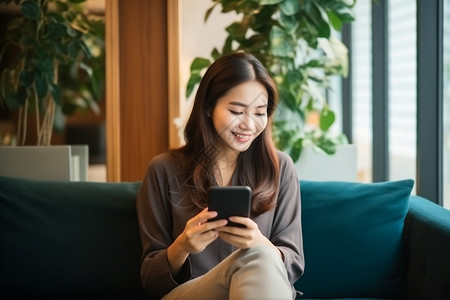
[106,0,169,182]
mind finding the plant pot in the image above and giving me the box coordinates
[0,145,88,181]
[294,144,357,182]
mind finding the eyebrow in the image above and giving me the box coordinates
[228,101,268,108]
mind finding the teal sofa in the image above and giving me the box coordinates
[0,175,449,299]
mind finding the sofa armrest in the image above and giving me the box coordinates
[403,195,450,298]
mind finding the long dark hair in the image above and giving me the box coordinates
[177,52,280,215]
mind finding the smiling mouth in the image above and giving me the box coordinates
[232,132,251,142]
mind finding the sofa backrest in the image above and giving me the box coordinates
[0,176,148,299]
[0,176,414,299]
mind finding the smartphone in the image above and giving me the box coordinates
[208,186,252,227]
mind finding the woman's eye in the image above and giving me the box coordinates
[255,112,267,117]
[229,110,243,115]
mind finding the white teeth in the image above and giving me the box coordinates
[234,133,248,139]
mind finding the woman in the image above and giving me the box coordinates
[137,52,304,299]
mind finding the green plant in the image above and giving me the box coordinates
[0,0,104,146]
[186,0,355,161]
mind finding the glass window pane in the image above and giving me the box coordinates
[388,0,417,192]
[352,0,372,182]
[443,1,450,210]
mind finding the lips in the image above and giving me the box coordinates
[232,131,251,142]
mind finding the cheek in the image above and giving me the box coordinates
[213,111,241,132]
[255,117,268,132]
[212,112,231,135]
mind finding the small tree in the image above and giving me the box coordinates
[0,0,104,146]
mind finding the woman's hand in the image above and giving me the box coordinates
[216,217,284,260]
[215,217,270,249]
[167,208,227,277]
[177,208,228,254]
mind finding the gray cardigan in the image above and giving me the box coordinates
[136,150,304,298]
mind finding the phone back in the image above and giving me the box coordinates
[208,186,251,227]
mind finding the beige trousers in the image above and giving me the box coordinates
[162,245,295,300]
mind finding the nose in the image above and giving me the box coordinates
[239,113,257,131]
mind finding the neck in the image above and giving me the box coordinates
[215,152,237,171]
[213,151,238,186]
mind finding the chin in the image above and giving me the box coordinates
[232,142,253,153]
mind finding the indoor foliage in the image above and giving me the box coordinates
[186,0,356,161]
[0,0,104,146]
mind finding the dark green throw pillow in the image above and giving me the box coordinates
[295,179,414,298]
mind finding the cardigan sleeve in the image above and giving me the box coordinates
[271,151,305,284]
[136,154,192,298]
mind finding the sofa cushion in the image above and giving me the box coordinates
[0,176,148,299]
[294,179,414,299]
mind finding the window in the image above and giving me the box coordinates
[388,0,417,191]
[351,0,372,182]
[350,0,447,206]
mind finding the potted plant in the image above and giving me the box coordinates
[0,0,104,181]
[186,0,356,175]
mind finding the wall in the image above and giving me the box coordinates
[174,0,238,145]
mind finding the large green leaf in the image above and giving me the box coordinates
[327,2,355,23]
[34,74,48,100]
[280,0,299,16]
[35,56,54,76]
[185,73,202,99]
[290,137,304,162]
[79,40,92,59]
[21,0,40,20]
[270,26,293,57]
[279,88,297,111]
[190,57,211,73]
[319,108,335,131]
[221,0,239,13]
[5,91,23,110]
[51,83,61,105]
[285,69,303,86]
[19,69,34,86]
[327,10,342,31]
[19,34,35,48]
[225,21,248,40]
[210,48,221,60]
[204,3,217,22]
[46,22,67,40]
[275,128,297,150]
[317,21,331,39]
[316,135,337,155]
[241,34,265,52]
[222,36,234,54]
[279,13,298,34]
[335,7,355,23]
[67,40,81,60]
[251,5,277,33]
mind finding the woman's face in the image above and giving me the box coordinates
[211,80,269,157]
